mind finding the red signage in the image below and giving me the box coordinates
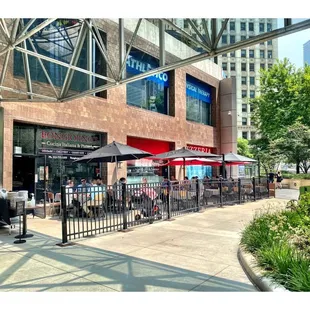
[186,144,216,154]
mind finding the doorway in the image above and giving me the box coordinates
[13,156,35,198]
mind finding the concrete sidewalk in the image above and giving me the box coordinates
[0,197,289,292]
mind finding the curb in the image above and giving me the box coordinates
[237,247,289,292]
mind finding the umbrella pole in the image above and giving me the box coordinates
[183,157,186,180]
[230,164,232,179]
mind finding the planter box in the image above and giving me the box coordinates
[283,178,310,189]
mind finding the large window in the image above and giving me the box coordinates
[222,62,227,70]
[250,90,255,98]
[267,23,272,31]
[242,132,248,139]
[241,63,247,71]
[230,22,235,31]
[259,23,265,32]
[242,90,247,98]
[230,35,235,44]
[230,63,236,71]
[250,63,255,72]
[242,104,248,112]
[241,49,246,57]
[268,50,273,59]
[249,50,255,58]
[186,75,212,126]
[241,76,247,85]
[13,19,107,93]
[249,22,254,31]
[222,35,227,44]
[242,118,248,126]
[260,50,265,58]
[126,48,169,115]
[250,77,255,85]
[241,22,246,31]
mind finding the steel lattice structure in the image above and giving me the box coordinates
[0,18,310,102]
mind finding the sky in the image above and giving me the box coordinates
[278,18,310,68]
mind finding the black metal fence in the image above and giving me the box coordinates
[60,177,269,244]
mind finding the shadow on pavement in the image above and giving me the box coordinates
[0,228,256,292]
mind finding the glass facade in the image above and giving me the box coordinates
[186,74,212,126]
[13,123,103,202]
[13,19,107,93]
[126,48,169,115]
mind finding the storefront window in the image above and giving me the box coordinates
[126,136,173,184]
[126,48,169,115]
[13,123,104,202]
[186,75,212,126]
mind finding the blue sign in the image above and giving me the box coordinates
[126,55,169,87]
[186,75,211,103]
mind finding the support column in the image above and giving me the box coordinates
[119,18,125,80]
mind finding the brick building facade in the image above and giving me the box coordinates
[0,19,237,196]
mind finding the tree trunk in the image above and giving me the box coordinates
[296,161,300,174]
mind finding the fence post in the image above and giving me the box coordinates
[61,185,68,244]
[196,179,199,211]
[167,188,171,220]
[252,177,256,201]
[219,178,223,207]
[238,178,241,204]
[122,183,128,230]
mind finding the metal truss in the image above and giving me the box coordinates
[0,18,310,102]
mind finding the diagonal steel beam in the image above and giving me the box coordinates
[0,50,10,87]
[20,19,32,99]
[11,18,20,42]
[187,19,211,51]
[27,38,59,98]
[60,21,88,98]
[62,19,310,102]
[118,18,142,80]
[162,18,211,53]
[201,18,212,48]
[14,46,115,83]
[18,19,36,38]
[0,85,57,101]
[0,18,57,57]
[0,19,10,40]
[119,18,125,80]
[14,18,57,47]
[213,19,229,49]
[88,19,118,81]
[0,21,11,43]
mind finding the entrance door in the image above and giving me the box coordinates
[13,156,35,196]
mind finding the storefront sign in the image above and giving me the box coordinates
[39,148,91,157]
[186,144,216,154]
[186,75,211,103]
[39,129,101,150]
[126,55,169,87]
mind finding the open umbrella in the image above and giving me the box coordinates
[74,141,153,182]
[163,157,222,166]
[223,152,257,178]
[151,147,220,179]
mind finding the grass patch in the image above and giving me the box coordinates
[240,194,310,291]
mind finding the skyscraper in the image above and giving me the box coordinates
[304,40,310,65]
[148,18,279,140]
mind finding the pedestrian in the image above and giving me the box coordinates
[268,172,275,184]
[276,171,283,189]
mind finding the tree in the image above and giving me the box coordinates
[237,138,253,158]
[250,137,283,176]
[272,122,310,173]
[251,59,310,140]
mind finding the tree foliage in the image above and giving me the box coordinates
[249,137,284,176]
[251,59,310,173]
[272,122,310,173]
[237,138,253,158]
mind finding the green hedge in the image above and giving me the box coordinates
[282,172,310,180]
[240,194,310,291]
